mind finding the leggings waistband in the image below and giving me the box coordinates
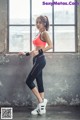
[33,53,44,59]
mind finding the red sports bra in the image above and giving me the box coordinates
[33,34,46,47]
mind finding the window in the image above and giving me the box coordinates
[8,0,77,52]
[54,0,76,52]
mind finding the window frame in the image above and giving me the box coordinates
[7,0,77,53]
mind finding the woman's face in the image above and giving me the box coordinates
[36,18,45,31]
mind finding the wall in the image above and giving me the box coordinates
[0,0,80,106]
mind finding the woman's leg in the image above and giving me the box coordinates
[32,87,43,103]
[27,55,47,115]
[36,70,44,100]
[39,93,44,100]
[26,62,44,103]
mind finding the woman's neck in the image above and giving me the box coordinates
[39,28,46,33]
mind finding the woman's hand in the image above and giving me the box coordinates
[18,52,25,56]
[18,50,39,57]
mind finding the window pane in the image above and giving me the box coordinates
[54,0,75,24]
[32,26,53,52]
[54,26,75,52]
[9,0,30,24]
[9,26,30,52]
[32,0,52,24]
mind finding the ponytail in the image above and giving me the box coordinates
[44,16,49,31]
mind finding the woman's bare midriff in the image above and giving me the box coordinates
[35,46,45,51]
[32,46,45,57]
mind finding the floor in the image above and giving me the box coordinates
[0,106,80,120]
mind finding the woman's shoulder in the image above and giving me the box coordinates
[41,31,49,37]
[40,31,49,42]
[41,31,48,34]
[41,31,49,39]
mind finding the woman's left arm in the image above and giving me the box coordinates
[42,31,53,52]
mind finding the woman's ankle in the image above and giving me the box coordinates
[38,98,43,103]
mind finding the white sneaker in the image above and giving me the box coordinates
[31,98,48,115]
[37,102,46,115]
[31,106,39,115]
[31,103,46,115]
[44,98,48,107]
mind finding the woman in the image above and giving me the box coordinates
[19,15,52,115]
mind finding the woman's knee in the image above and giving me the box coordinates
[26,77,35,89]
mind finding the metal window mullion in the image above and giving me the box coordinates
[52,0,54,52]
[7,0,9,53]
[30,0,32,51]
[9,24,31,26]
[75,0,78,52]
[53,24,76,26]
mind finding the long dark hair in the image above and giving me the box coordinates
[36,15,49,31]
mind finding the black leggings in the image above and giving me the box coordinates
[26,53,46,93]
